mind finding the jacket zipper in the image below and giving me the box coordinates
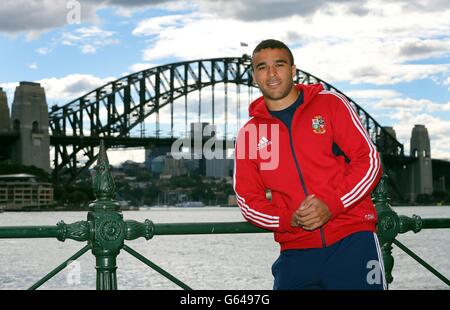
[277,117,327,248]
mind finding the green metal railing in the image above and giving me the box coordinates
[372,173,450,287]
[0,141,449,289]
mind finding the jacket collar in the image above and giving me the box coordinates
[249,83,324,119]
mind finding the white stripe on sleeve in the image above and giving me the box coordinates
[320,91,380,208]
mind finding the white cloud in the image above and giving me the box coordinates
[345,89,402,100]
[128,62,159,73]
[0,0,99,38]
[28,62,38,70]
[37,74,116,104]
[193,0,450,21]
[391,112,450,160]
[76,26,114,38]
[444,76,450,91]
[367,95,450,160]
[25,30,43,42]
[81,44,96,54]
[60,26,119,54]
[36,47,51,55]
[132,14,186,35]
[0,82,18,105]
[113,7,135,18]
[0,74,115,108]
[134,13,285,62]
[107,148,145,165]
[292,42,450,85]
[154,0,196,12]
[0,0,191,40]
[131,1,450,85]
[397,39,450,61]
[376,98,450,112]
[195,0,355,21]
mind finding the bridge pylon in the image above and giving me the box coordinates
[10,82,50,173]
[408,124,433,202]
[0,87,10,133]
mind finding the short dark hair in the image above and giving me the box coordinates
[252,39,294,66]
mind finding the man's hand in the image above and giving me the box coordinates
[291,194,332,231]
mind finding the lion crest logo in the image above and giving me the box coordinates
[312,115,326,134]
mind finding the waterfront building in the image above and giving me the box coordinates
[0,173,53,210]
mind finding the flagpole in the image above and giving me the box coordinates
[240,42,249,57]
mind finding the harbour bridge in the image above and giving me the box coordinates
[48,55,402,175]
[1,55,448,202]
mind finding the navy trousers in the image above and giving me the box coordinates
[272,231,387,290]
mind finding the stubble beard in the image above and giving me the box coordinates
[260,81,295,102]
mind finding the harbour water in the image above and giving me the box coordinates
[0,206,449,290]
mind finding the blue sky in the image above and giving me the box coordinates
[1,0,450,164]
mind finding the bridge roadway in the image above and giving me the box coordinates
[49,135,236,149]
[50,135,175,148]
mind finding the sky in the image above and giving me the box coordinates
[0,0,450,165]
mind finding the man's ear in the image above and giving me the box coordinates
[291,64,297,79]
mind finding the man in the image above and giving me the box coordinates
[233,39,386,290]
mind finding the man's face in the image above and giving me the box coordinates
[252,48,296,102]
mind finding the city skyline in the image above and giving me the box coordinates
[1,0,449,164]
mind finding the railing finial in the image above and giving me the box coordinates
[93,139,116,201]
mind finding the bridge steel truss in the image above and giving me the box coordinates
[49,55,404,182]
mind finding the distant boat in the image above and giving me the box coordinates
[175,201,205,208]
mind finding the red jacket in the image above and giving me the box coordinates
[233,83,382,251]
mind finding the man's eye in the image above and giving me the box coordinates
[257,66,266,71]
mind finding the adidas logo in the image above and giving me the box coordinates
[257,136,272,150]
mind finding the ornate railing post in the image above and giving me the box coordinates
[373,168,424,286]
[87,140,126,290]
[373,173,398,285]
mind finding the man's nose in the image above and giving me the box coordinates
[268,65,278,77]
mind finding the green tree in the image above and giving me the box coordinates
[136,171,152,182]
[68,190,89,205]
[143,184,161,205]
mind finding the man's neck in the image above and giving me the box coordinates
[266,87,300,111]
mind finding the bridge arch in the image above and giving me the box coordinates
[49,55,403,181]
